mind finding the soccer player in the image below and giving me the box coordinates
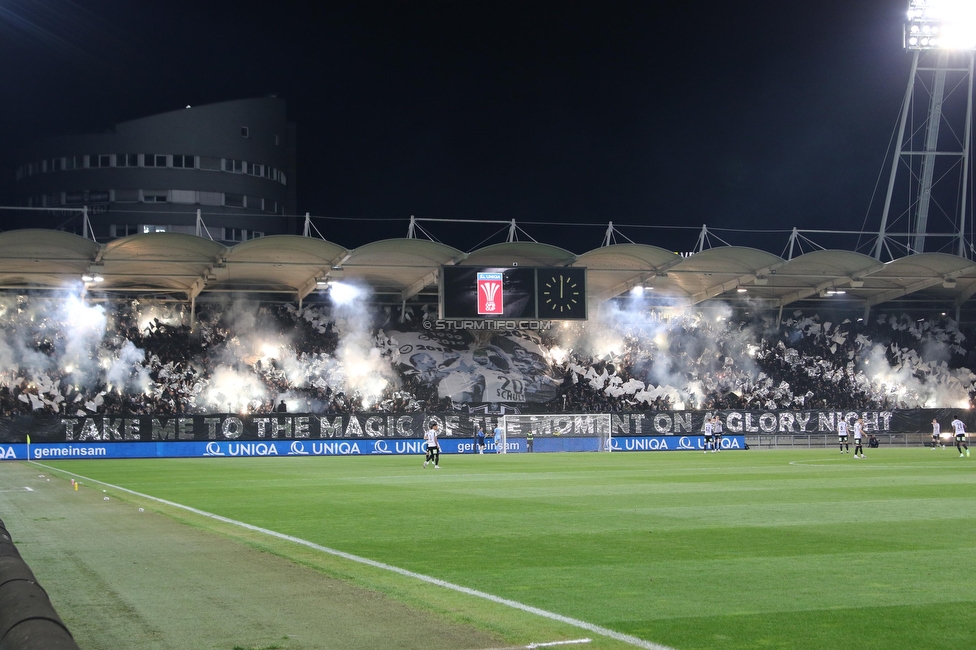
[951,415,970,458]
[703,417,714,453]
[931,418,943,449]
[853,417,864,458]
[712,415,723,452]
[423,422,441,468]
[838,418,849,454]
[476,425,486,454]
[493,425,503,453]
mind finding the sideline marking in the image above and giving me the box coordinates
[529,639,591,648]
[34,462,673,650]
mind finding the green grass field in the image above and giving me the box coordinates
[29,447,976,649]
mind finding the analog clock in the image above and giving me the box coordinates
[539,269,586,319]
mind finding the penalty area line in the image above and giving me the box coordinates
[33,462,673,650]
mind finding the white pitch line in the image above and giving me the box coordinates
[528,638,591,648]
[34,462,673,650]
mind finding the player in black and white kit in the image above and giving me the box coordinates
[703,418,714,453]
[931,418,943,450]
[853,418,864,458]
[951,415,970,458]
[838,419,849,453]
[712,416,723,452]
[423,422,441,468]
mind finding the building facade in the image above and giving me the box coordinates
[12,97,297,242]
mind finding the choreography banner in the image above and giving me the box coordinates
[0,408,968,444]
[389,328,561,403]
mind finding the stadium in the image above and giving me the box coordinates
[3,2,976,649]
[0,219,975,649]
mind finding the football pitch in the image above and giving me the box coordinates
[12,447,976,649]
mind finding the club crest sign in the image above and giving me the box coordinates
[477,272,504,315]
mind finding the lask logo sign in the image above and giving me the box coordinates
[477,272,504,315]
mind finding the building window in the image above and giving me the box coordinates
[241,126,249,138]
[143,225,168,233]
[224,193,245,208]
[225,227,245,242]
[111,224,139,237]
[142,191,168,203]
[43,193,61,207]
[223,159,243,173]
[251,163,264,177]
[65,192,85,205]
[248,231,264,239]
[88,155,111,168]
[63,156,80,170]
[117,154,138,167]
[274,135,280,146]
[89,190,110,203]
[144,154,167,167]
[279,172,286,186]
[172,154,195,168]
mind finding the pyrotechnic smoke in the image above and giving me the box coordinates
[0,289,972,415]
[554,297,765,408]
[329,282,397,407]
[104,340,151,394]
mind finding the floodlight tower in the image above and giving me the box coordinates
[874,0,976,260]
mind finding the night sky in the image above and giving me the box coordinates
[0,1,914,253]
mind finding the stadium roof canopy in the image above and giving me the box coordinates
[2,230,976,314]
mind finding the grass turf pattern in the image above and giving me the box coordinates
[45,448,976,649]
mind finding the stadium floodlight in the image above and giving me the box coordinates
[877,1,975,260]
[905,0,976,50]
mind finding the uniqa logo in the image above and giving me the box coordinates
[310,442,361,455]
[227,443,279,456]
[624,438,670,451]
[289,441,310,455]
[372,440,393,454]
[204,442,225,456]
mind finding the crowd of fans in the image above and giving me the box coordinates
[0,294,973,417]
[547,309,976,413]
